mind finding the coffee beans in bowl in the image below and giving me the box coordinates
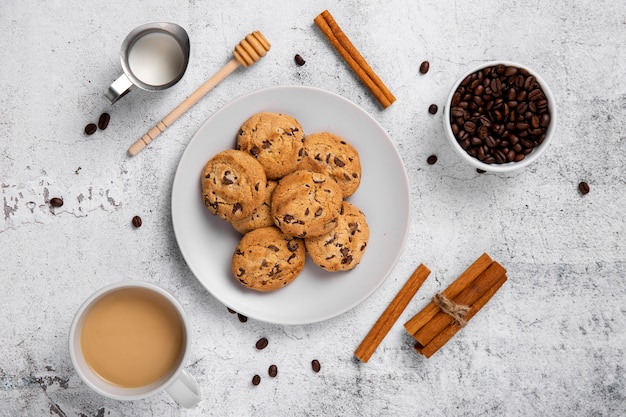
[443,61,556,172]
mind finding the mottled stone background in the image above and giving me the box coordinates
[1,1,624,416]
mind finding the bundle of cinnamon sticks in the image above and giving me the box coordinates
[354,253,506,362]
[404,253,507,358]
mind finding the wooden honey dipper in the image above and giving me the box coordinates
[128,31,271,156]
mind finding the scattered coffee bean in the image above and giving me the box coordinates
[578,181,590,195]
[311,359,321,373]
[252,374,261,386]
[268,365,278,378]
[131,215,142,228]
[476,168,486,174]
[98,112,110,130]
[49,197,64,208]
[84,123,97,135]
[227,307,236,314]
[428,104,438,114]
[294,54,306,66]
[448,64,551,165]
[419,60,430,74]
[427,155,438,165]
[255,337,269,350]
[238,313,248,323]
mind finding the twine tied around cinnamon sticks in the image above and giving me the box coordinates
[432,293,470,327]
[404,253,508,358]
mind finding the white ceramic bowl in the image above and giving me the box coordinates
[443,61,557,173]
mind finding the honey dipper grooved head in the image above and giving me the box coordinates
[233,31,271,67]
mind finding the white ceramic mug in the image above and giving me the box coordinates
[69,281,201,408]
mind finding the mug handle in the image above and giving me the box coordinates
[165,369,201,408]
[104,73,133,104]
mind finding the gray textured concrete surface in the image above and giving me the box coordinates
[1,0,625,416]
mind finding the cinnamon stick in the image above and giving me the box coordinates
[416,274,507,358]
[412,261,506,348]
[354,263,430,362]
[404,253,492,335]
[314,10,396,108]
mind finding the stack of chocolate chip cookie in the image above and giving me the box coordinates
[201,112,369,292]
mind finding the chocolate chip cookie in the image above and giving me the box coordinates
[271,170,342,238]
[230,180,278,234]
[201,149,266,222]
[305,201,369,272]
[298,132,362,198]
[237,112,305,179]
[231,226,306,292]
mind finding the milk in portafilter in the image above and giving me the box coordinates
[127,32,185,86]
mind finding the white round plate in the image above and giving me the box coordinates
[171,85,410,325]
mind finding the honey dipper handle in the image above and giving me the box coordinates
[128,59,241,156]
[128,31,271,156]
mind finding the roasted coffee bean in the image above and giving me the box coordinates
[311,359,321,373]
[252,375,261,386]
[84,123,97,135]
[477,146,485,160]
[450,107,464,118]
[537,99,549,111]
[294,54,306,66]
[237,313,248,323]
[485,136,497,148]
[464,121,476,134]
[427,155,437,165]
[578,181,590,195]
[419,60,430,74]
[448,64,551,165]
[531,115,540,128]
[428,104,438,114]
[504,66,518,76]
[131,215,142,228]
[227,307,236,314]
[49,197,64,208]
[477,125,489,140]
[268,365,278,378]
[507,88,517,101]
[98,112,110,130]
[494,150,507,164]
[451,92,461,106]
[470,136,482,146]
[255,337,269,350]
[506,149,516,162]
